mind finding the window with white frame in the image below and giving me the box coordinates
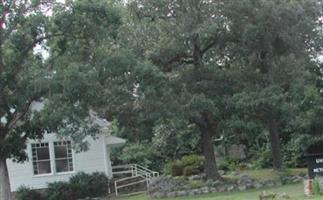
[54,141,73,173]
[31,141,73,175]
[31,143,51,175]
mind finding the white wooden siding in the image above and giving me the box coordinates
[7,133,109,191]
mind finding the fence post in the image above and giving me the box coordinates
[115,181,118,196]
[146,173,150,189]
[135,164,138,176]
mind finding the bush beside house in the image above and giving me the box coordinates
[15,172,110,200]
[15,186,44,200]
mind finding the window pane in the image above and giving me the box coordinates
[55,159,68,173]
[54,146,67,158]
[37,147,50,160]
[37,161,51,174]
[54,141,73,173]
[32,143,51,175]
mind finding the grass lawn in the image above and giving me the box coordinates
[228,168,308,181]
[120,183,323,200]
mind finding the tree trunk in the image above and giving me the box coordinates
[0,157,11,200]
[268,119,283,170]
[200,124,223,181]
[191,34,222,181]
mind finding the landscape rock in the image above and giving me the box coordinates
[166,191,176,198]
[254,182,263,189]
[217,185,227,192]
[277,192,290,199]
[259,191,276,200]
[227,185,236,192]
[189,175,203,181]
[219,170,225,176]
[238,185,247,191]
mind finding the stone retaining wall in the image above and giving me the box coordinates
[148,175,305,198]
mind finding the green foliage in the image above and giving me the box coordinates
[283,135,321,168]
[115,142,158,169]
[124,0,242,180]
[313,178,321,196]
[120,0,322,178]
[152,120,200,160]
[69,172,109,198]
[47,182,77,200]
[217,160,229,171]
[1,2,323,197]
[46,172,109,200]
[183,166,201,177]
[165,155,205,177]
[167,160,184,176]
[181,155,205,169]
[187,180,206,189]
[225,0,323,170]
[0,0,123,162]
[218,158,243,171]
[15,186,44,200]
[250,144,273,170]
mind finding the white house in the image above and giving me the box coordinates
[6,101,126,192]
[7,133,125,192]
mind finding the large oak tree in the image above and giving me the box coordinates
[124,0,235,180]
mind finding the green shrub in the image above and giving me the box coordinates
[250,145,272,169]
[238,163,249,170]
[47,182,78,200]
[183,165,200,176]
[217,158,241,171]
[187,180,206,189]
[313,178,321,196]
[168,160,184,176]
[46,172,109,200]
[283,135,318,168]
[165,154,204,177]
[181,155,204,169]
[218,159,230,171]
[69,172,109,197]
[117,142,156,169]
[15,186,43,200]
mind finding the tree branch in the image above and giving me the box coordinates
[157,52,194,72]
[6,97,40,130]
[201,39,218,55]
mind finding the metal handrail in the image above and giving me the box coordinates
[112,164,133,169]
[135,164,160,176]
[112,164,159,177]
[114,176,148,196]
[113,164,159,196]
[117,179,147,189]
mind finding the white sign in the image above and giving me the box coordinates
[313,168,323,173]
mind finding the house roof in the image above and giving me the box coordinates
[106,135,126,147]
